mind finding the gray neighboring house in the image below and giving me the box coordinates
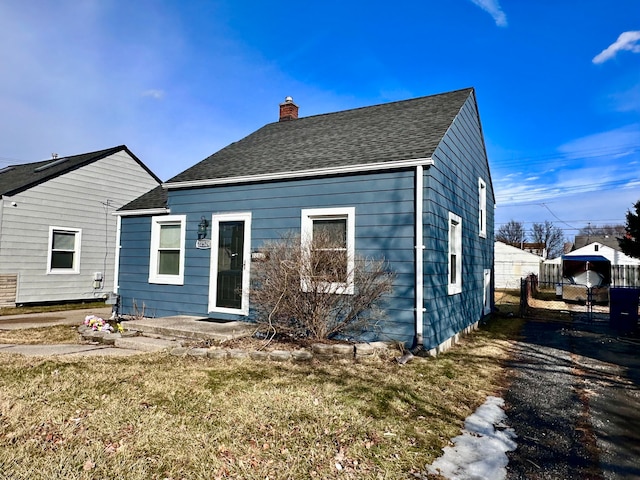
[116,88,495,353]
[572,235,624,252]
[0,146,161,306]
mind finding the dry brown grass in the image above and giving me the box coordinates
[0,301,107,316]
[494,287,579,322]
[0,317,521,479]
[0,325,81,345]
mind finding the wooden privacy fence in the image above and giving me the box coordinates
[539,263,640,288]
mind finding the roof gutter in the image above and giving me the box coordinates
[113,208,170,217]
[164,157,434,190]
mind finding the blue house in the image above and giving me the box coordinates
[116,88,495,353]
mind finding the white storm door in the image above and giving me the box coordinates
[483,269,492,315]
[208,212,252,315]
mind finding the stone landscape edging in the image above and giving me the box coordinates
[78,325,401,363]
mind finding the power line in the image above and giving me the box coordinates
[495,226,624,235]
[491,141,640,207]
[495,177,639,205]
[489,142,640,168]
[496,220,625,227]
[495,199,626,234]
[539,203,576,230]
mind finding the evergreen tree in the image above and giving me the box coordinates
[619,200,640,259]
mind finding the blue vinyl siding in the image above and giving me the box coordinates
[118,170,418,343]
[117,92,494,349]
[422,94,494,348]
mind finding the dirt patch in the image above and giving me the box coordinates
[185,332,359,352]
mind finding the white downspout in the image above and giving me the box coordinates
[415,165,425,348]
[113,214,122,294]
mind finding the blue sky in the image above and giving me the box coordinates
[0,1,638,240]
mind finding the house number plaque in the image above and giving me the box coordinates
[196,239,211,249]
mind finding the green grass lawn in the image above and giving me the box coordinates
[0,316,522,479]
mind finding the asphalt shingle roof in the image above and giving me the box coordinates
[118,88,475,212]
[119,185,168,211]
[167,88,473,185]
[573,235,622,251]
[0,145,160,197]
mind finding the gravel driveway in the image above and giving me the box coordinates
[504,316,640,479]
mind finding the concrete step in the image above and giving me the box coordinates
[115,335,183,352]
[123,316,255,342]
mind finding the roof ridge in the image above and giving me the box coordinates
[165,87,478,187]
[0,145,147,196]
[3,145,127,169]
[263,87,474,126]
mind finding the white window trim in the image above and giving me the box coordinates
[448,212,462,295]
[478,177,487,238]
[149,214,186,285]
[301,207,355,295]
[47,226,82,274]
[208,212,252,316]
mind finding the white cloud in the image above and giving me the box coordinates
[609,83,640,113]
[592,31,640,64]
[493,125,640,206]
[142,89,166,100]
[557,124,640,159]
[469,0,508,27]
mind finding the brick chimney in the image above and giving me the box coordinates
[279,96,298,121]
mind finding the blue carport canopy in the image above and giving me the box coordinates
[562,255,611,284]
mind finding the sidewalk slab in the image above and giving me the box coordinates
[115,335,182,352]
[0,343,141,357]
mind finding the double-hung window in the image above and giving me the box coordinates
[301,207,355,295]
[47,227,81,274]
[478,178,487,238]
[448,212,462,295]
[149,215,186,285]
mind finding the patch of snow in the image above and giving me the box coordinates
[427,396,517,480]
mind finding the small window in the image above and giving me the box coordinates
[47,227,81,274]
[448,212,462,295]
[594,244,599,252]
[301,207,355,295]
[149,215,186,285]
[478,178,487,238]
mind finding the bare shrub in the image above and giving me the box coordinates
[121,298,155,321]
[250,233,395,340]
